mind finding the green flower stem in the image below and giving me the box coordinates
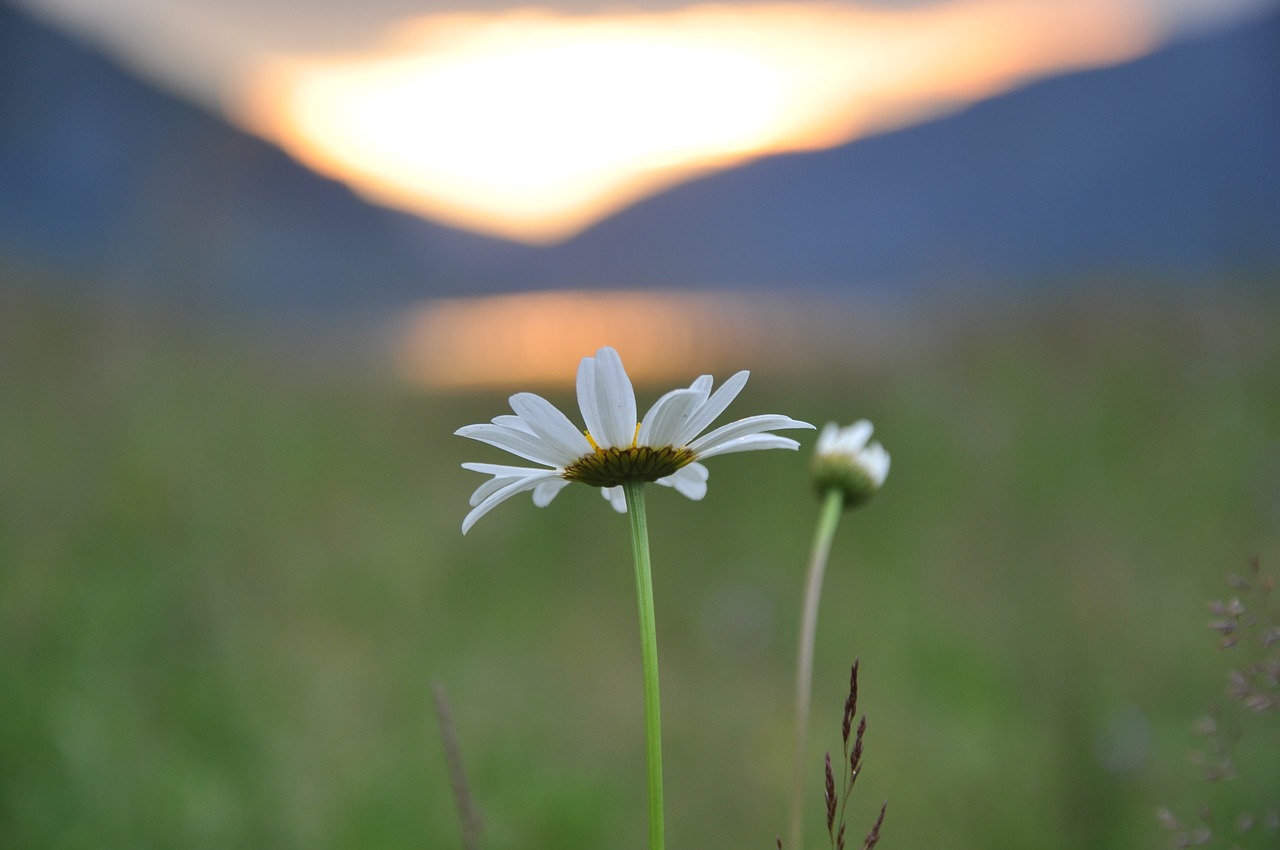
[788,487,846,850]
[624,479,665,850]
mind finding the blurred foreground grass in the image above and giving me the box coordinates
[2,283,1278,850]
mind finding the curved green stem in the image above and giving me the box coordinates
[624,479,664,850]
[788,487,845,850]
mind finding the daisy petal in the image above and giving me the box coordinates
[833,420,874,453]
[638,387,706,447]
[576,354,604,447]
[465,476,515,507]
[491,414,537,434]
[815,422,840,453]
[461,462,557,505]
[694,433,802,460]
[532,478,573,507]
[861,442,891,486]
[688,414,814,455]
[656,462,709,500]
[579,347,638,448]
[601,486,628,513]
[461,461,554,476]
[461,470,560,534]
[687,374,714,394]
[509,392,593,460]
[674,370,750,446]
[455,423,571,467]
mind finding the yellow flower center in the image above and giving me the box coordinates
[565,427,696,487]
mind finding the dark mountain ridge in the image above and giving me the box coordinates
[524,6,1280,295]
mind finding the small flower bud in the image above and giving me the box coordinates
[811,421,890,508]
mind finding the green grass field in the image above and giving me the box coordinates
[2,283,1277,849]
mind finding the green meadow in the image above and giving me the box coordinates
[2,283,1278,850]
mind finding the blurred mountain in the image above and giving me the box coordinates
[1,2,1277,318]
[529,7,1280,295]
[0,2,533,315]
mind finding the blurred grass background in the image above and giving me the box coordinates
[2,277,1278,850]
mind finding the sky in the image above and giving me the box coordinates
[13,0,1275,243]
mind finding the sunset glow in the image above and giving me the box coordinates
[393,290,853,390]
[234,0,1155,244]
[397,291,746,390]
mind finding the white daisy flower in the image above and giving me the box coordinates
[456,346,814,533]
[811,420,890,507]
